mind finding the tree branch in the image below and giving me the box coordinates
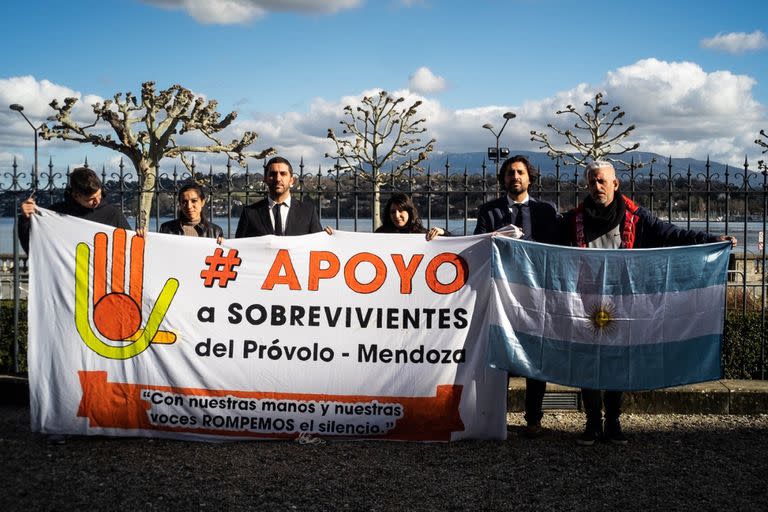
[530,92,638,167]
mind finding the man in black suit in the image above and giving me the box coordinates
[474,154,558,438]
[235,156,322,238]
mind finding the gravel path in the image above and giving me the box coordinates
[1,406,767,511]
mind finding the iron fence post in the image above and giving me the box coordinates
[761,166,767,379]
[12,194,20,373]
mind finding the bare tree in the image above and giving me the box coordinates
[756,129,768,172]
[530,92,640,167]
[326,90,435,228]
[40,81,274,227]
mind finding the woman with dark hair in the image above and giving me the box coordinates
[159,183,224,242]
[375,192,446,240]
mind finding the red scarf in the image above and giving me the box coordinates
[574,196,639,248]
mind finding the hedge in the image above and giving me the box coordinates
[0,300,27,373]
[722,311,768,380]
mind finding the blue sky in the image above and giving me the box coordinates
[1,0,767,175]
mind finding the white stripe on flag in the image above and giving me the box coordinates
[493,278,725,346]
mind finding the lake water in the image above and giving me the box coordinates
[1,216,765,254]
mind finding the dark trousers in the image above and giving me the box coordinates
[524,378,547,425]
[581,389,622,425]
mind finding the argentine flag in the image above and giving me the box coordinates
[487,239,731,391]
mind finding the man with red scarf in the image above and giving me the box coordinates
[561,160,734,446]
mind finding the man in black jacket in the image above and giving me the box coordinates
[18,167,130,253]
[474,155,559,438]
[562,160,734,446]
[235,156,322,238]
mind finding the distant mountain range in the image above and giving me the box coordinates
[420,151,751,177]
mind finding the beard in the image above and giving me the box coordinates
[506,182,526,196]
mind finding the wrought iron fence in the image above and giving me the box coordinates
[2,155,767,377]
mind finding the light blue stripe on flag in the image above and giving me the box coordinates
[492,239,730,295]
[488,326,722,390]
[488,240,731,391]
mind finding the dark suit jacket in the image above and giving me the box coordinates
[473,196,559,243]
[235,197,322,238]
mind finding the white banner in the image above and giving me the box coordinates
[28,209,507,441]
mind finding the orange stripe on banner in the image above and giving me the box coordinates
[93,233,108,303]
[129,234,144,304]
[111,229,126,293]
[77,371,465,442]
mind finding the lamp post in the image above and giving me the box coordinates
[9,103,41,374]
[482,111,516,177]
[9,103,40,191]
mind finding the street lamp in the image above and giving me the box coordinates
[482,111,516,177]
[9,103,42,374]
[9,103,39,190]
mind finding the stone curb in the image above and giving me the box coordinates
[507,378,768,415]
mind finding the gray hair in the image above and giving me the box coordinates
[586,160,615,176]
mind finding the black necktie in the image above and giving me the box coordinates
[273,203,283,235]
[513,204,524,229]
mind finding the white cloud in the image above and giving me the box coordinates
[0,151,21,167]
[439,59,764,166]
[140,0,362,25]
[0,75,103,150]
[2,59,765,175]
[411,59,764,165]
[0,75,101,121]
[700,30,768,54]
[598,58,764,163]
[0,77,227,175]
[408,67,447,94]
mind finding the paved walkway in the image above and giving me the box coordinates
[2,404,766,511]
[3,374,767,510]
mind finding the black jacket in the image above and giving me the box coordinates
[18,197,130,253]
[473,196,559,243]
[235,198,322,238]
[159,219,223,239]
[561,195,721,248]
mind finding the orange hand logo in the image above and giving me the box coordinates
[75,229,179,359]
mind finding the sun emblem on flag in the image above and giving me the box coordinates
[588,301,617,335]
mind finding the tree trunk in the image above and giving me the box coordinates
[372,163,382,230]
[372,183,382,231]
[137,162,157,230]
